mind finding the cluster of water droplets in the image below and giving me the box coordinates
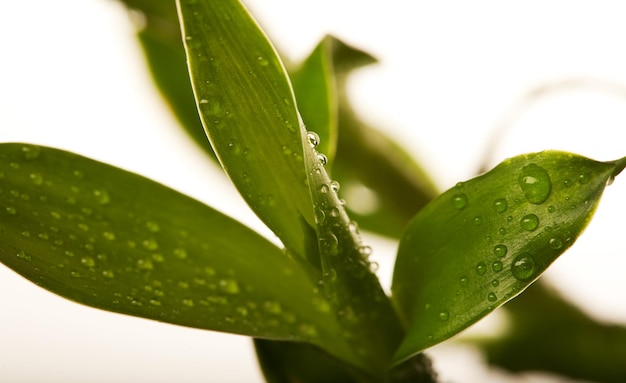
[0,145,327,341]
[437,160,595,322]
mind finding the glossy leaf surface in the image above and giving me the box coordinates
[0,144,351,355]
[290,36,338,166]
[392,150,626,362]
[177,0,316,258]
[303,131,405,378]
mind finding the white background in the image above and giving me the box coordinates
[1,1,626,382]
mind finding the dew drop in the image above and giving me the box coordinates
[520,214,539,231]
[149,299,162,306]
[22,146,40,159]
[29,173,43,185]
[492,261,503,272]
[182,298,195,307]
[314,208,326,224]
[439,310,450,321]
[487,292,498,302]
[493,244,508,257]
[219,279,240,294]
[359,245,372,257]
[548,205,556,213]
[319,184,329,193]
[518,163,551,204]
[473,216,483,226]
[476,262,487,276]
[142,238,159,250]
[81,257,95,267]
[578,173,590,184]
[330,180,340,193]
[549,237,563,249]
[146,221,160,232]
[6,206,17,215]
[174,248,188,259]
[103,231,116,241]
[102,270,115,279]
[491,279,500,287]
[137,258,154,271]
[323,268,337,282]
[493,198,507,213]
[317,153,328,166]
[460,276,469,286]
[264,301,282,314]
[307,132,320,148]
[94,189,110,205]
[511,255,536,280]
[16,249,31,261]
[451,193,467,210]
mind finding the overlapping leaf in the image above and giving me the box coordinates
[0,143,352,358]
[176,0,316,259]
[392,150,626,362]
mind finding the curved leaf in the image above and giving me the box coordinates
[0,144,352,357]
[176,0,316,259]
[303,131,405,378]
[290,36,338,166]
[392,150,626,363]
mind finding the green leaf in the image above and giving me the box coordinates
[116,0,217,159]
[303,133,405,378]
[254,339,364,383]
[290,36,338,166]
[0,143,352,356]
[177,0,316,260]
[392,150,626,363]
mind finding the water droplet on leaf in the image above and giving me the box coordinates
[492,261,503,272]
[476,262,487,276]
[511,255,536,280]
[439,311,450,321]
[518,163,551,204]
[317,153,327,166]
[307,132,320,148]
[219,279,240,294]
[493,244,507,257]
[451,193,467,210]
[493,198,507,213]
[520,214,539,231]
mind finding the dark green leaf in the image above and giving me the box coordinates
[254,339,365,383]
[177,0,316,260]
[303,135,405,378]
[0,144,352,356]
[392,150,626,363]
[290,36,338,166]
